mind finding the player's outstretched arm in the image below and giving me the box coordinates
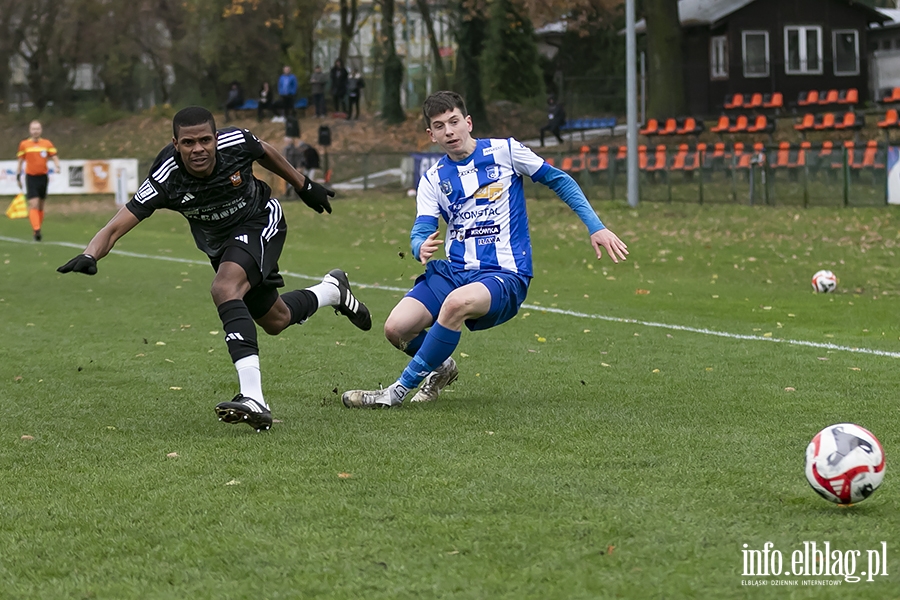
[257,140,333,214]
[590,228,628,263]
[58,205,140,275]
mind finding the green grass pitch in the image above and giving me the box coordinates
[1,192,898,599]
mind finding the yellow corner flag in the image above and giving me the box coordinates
[5,193,27,219]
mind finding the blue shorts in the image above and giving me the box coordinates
[406,260,531,331]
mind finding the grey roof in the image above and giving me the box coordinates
[632,0,889,33]
[677,0,755,26]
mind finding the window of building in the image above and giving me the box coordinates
[742,31,769,77]
[785,26,822,74]
[833,30,859,75]
[711,35,728,79]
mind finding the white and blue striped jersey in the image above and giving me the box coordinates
[415,138,548,277]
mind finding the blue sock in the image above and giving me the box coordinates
[402,331,427,357]
[398,322,460,389]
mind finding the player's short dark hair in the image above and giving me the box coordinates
[172,106,216,138]
[422,91,467,128]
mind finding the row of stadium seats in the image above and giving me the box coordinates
[797,88,859,107]
[638,117,704,137]
[547,140,886,174]
[709,114,775,134]
[793,111,864,132]
[723,92,784,111]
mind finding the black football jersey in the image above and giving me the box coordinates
[126,127,272,257]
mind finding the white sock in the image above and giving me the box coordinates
[307,274,341,308]
[235,355,267,409]
[389,381,410,404]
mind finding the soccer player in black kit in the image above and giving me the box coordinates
[58,106,371,432]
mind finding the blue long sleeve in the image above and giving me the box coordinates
[535,165,605,234]
[410,215,439,261]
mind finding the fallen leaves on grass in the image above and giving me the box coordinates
[20,435,34,441]
[225,479,240,486]
[338,473,352,479]
[166,452,179,458]
[785,387,796,392]
[635,289,650,295]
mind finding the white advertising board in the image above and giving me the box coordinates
[0,159,140,203]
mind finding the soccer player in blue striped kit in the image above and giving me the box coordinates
[342,91,628,408]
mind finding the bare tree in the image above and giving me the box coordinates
[415,0,448,91]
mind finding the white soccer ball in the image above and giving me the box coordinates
[811,269,837,293]
[805,423,885,505]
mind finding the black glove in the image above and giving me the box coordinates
[295,178,334,214]
[57,254,98,275]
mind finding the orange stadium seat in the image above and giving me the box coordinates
[588,146,610,172]
[728,115,749,133]
[794,113,815,131]
[838,88,858,105]
[645,145,668,172]
[639,119,660,136]
[745,93,763,109]
[798,90,819,106]
[814,113,836,130]
[669,144,689,171]
[819,89,840,106]
[763,92,784,110]
[833,111,863,130]
[676,117,703,135]
[878,109,898,128]
[746,115,773,133]
[724,93,744,110]
[711,115,730,133]
[659,118,679,135]
[883,87,900,103]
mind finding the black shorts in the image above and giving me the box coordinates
[210,200,287,319]
[25,174,48,200]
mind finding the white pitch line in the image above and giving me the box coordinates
[4,234,899,359]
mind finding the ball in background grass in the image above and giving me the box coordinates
[805,423,885,506]
[811,269,837,293]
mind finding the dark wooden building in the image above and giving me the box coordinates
[669,0,889,115]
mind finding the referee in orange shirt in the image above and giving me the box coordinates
[17,120,61,241]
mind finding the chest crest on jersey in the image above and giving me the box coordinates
[439,179,452,196]
[230,171,242,186]
[485,165,500,180]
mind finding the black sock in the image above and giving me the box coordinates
[280,289,318,325]
[217,299,259,363]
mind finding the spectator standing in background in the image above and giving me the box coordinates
[277,65,298,120]
[224,81,244,124]
[347,69,365,120]
[539,96,566,147]
[330,59,348,114]
[257,82,272,122]
[310,66,327,118]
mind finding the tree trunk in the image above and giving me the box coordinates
[645,0,686,118]
[453,3,488,130]
[380,0,405,123]
[339,0,358,66]
[416,0,448,91]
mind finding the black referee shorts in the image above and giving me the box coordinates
[25,174,49,200]
[211,199,288,319]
